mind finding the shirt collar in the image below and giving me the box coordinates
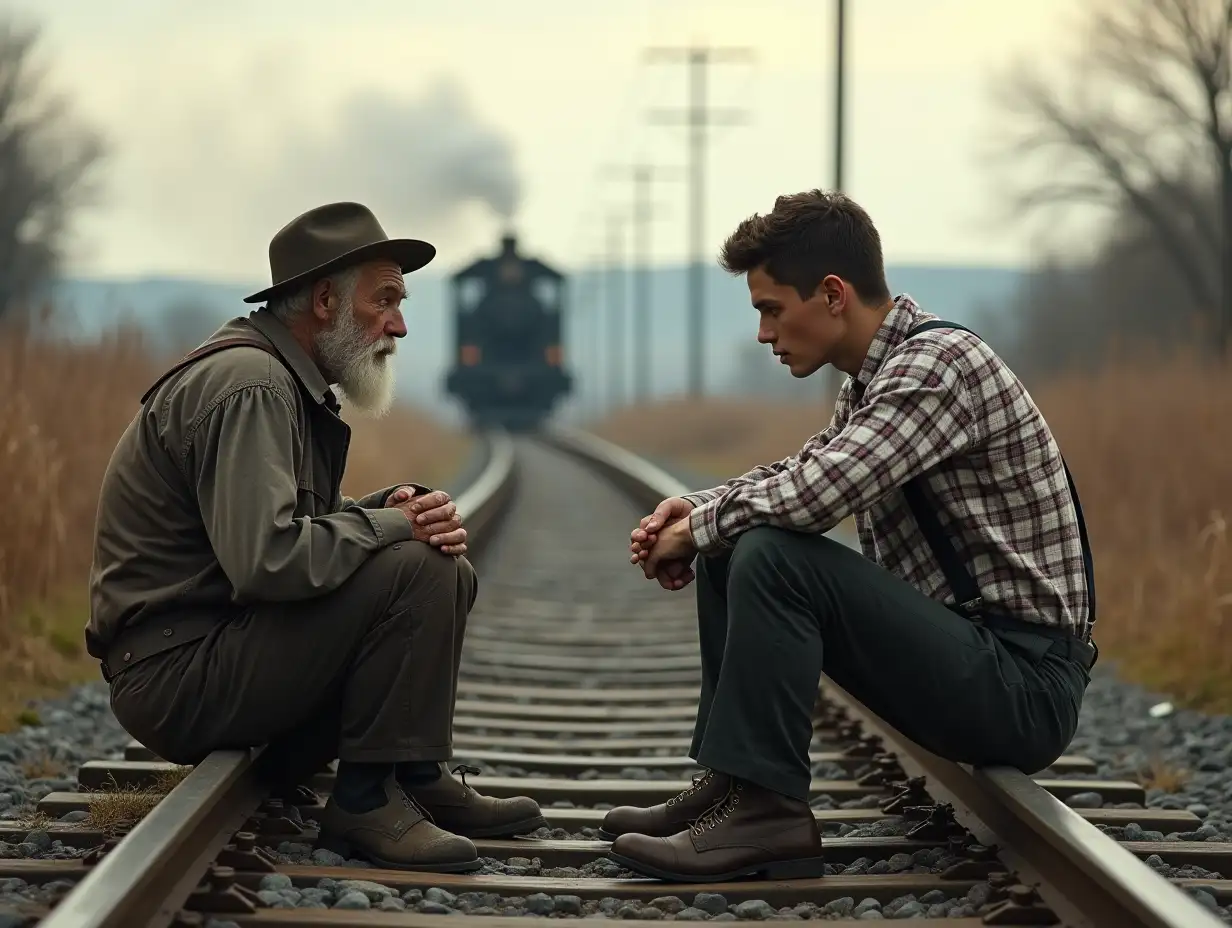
[853,293,928,390]
[244,306,338,409]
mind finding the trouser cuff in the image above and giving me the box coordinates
[694,742,811,803]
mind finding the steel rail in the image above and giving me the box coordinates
[542,425,1225,928]
[38,429,517,928]
[823,680,1222,928]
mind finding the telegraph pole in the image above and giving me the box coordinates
[584,253,605,416]
[633,167,652,402]
[834,0,846,192]
[645,45,752,398]
[604,213,626,410]
[602,163,684,403]
[827,0,849,402]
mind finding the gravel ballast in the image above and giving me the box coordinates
[0,657,1230,920]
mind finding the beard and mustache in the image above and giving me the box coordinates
[314,292,398,418]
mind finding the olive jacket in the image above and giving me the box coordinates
[86,307,426,679]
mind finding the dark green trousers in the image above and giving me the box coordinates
[688,527,1094,802]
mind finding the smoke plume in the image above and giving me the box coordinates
[280,79,522,227]
[106,72,522,278]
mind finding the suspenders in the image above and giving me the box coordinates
[139,335,281,406]
[897,320,1097,642]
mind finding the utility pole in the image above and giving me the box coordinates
[827,0,849,403]
[645,45,752,399]
[601,163,684,403]
[583,253,605,416]
[834,0,846,193]
[632,167,652,403]
[604,212,626,410]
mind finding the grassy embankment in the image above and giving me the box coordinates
[0,321,470,732]
[592,354,1232,714]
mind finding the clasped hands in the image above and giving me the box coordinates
[629,496,698,591]
[387,487,467,556]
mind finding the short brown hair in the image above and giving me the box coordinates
[718,190,891,303]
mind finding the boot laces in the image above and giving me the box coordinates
[690,782,743,835]
[451,764,481,792]
[666,770,712,808]
[394,782,435,823]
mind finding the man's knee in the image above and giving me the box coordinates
[364,540,465,603]
[727,526,800,581]
[729,527,847,578]
[696,527,794,593]
[725,527,854,612]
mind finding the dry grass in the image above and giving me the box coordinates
[83,764,192,836]
[1136,755,1190,794]
[589,353,1232,712]
[0,315,470,731]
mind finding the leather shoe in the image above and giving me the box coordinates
[405,764,547,838]
[316,774,480,872]
[600,769,729,840]
[607,778,825,882]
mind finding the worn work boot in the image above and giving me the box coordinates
[316,774,481,872]
[606,778,826,882]
[600,769,730,840]
[404,764,548,838]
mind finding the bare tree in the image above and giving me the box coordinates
[0,14,106,317]
[988,0,1232,354]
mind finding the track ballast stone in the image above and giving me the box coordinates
[238,874,985,919]
[0,682,128,822]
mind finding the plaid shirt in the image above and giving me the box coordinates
[683,294,1091,635]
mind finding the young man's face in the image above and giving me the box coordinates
[748,266,844,378]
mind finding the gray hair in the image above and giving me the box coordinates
[266,265,363,324]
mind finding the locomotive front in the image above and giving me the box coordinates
[444,232,573,432]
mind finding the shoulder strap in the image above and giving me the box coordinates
[900,319,1097,636]
[905,319,976,339]
[139,336,281,406]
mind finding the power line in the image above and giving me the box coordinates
[645,44,753,398]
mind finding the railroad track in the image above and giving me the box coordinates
[0,430,1228,927]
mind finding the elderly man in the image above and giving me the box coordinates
[87,202,545,872]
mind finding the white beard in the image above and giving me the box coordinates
[314,296,398,418]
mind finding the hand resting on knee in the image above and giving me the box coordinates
[387,487,467,556]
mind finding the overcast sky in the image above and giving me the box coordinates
[8,0,1104,284]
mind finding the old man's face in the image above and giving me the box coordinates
[315,260,408,417]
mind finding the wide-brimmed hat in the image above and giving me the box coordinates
[243,201,436,304]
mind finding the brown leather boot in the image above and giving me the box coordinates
[315,774,481,872]
[404,764,547,838]
[606,778,826,882]
[599,769,730,840]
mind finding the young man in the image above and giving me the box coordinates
[602,190,1097,883]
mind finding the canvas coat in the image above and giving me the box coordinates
[87,306,426,679]
[87,306,483,777]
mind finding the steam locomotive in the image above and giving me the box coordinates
[443,232,573,432]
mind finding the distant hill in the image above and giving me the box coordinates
[43,261,1025,424]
